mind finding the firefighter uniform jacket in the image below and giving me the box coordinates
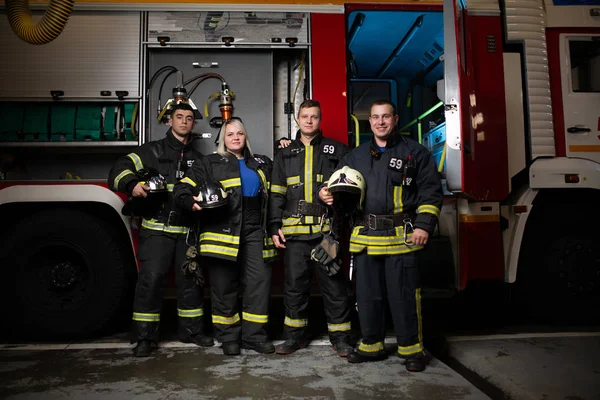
[341,134,443,255]
[174,151,277,262]
[108,129,209,234]
[268,131,349,241]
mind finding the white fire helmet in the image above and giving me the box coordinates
[327,166,365,212]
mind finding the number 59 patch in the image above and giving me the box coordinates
[322,145,336,155]
[388,157,403,170]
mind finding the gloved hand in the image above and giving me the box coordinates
[181,246,204,286]
[311,235,341,276]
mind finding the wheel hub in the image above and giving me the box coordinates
[552,237,600,296]
[50,262,77,289]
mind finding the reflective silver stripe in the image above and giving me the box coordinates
[397,342,424,356]
[286,175,300,186]
[284,316,308,328]
[113,169,134,190]
[304,146,313,202]
[181,176,197,187]
[242,312,268,324]
[132,312,159,322]
[199,232,240,244]
[127,153,143,171]
[358,341,384,353]
[141,219,188,234]
[177,308,204,318]
[327,321,351,332]
[220,178,241,189]
[212,313,241,325]
[271,184,287,194]
[200,244,239,258]
[417,204,441,217]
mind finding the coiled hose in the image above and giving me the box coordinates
[6,0,74,45]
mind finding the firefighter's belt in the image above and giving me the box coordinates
[156,210,184,227]
[286,200,328,217]
[358,213,415,230]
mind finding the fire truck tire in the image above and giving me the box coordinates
[517,205,600,324]
[4,209,131,339]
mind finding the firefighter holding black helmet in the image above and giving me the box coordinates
[108,103,213,357]
[174,119,276,356]
[320,99,443,372]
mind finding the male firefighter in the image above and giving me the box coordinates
[108,103,213,357]
[320,99,443,372]
[268,99,353,357]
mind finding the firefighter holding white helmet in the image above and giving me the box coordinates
[320,99,443,372]
[108,103,214,357]
[268,99,354,357]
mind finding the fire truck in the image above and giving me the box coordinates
[0,0,598,338]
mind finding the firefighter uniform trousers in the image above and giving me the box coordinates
[354,251,423,358]
[283,237,351,344]
[208,200,272,344]
[132,227,206,342]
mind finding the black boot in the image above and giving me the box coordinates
[133,340,153,357]
[181,333,214,347]
[347,350,387,363]
[405,356,426,372]
[222,341,241,356]
[242,341,275,354]
[275,338,309,355]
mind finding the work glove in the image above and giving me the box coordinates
[311,235,342,276]
[181,246,204,286]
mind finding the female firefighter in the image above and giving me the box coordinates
[173,119,277,356]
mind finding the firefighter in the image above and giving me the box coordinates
[321,99,443,372]
[108,103,214,357]
[174,119,277,356]
[268,99,353,357]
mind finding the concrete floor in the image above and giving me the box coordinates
[447,333,600,400]
[0,341,489,400]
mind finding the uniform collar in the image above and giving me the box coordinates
[165,128,190,152]
[294,129,323,146]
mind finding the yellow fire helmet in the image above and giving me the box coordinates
[327,166,365,212]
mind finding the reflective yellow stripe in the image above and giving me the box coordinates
[358,341,384,353]
[167,183,174,192]
[304,146,313,202]
[327,321,351,332]
[350,226,406,245]
[349,242,423,255]
[286,175,300,186]
[397,342,424,356]
[284,316,308,328]
[212,313,241,325]
[132,312,159,322]
[200,244,239,258]
[281,224,329,236]
[257,169,268,192]
[393,186,403,214]
[113,169,134,190]
[127,153,143,171]
[220,177,241,189]
[417,204,441,217]
[242,312,268,324]
[199,232,240,245]
[181,176,197,187]
[271,184,287,195]
[316,173,323,183]
[263,248,277,259]
[141,219,188,234]
[416,288,423,344]
[178,308,204,318]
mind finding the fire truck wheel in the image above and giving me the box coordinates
[5,209,131,339]
[517,205,600,325]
